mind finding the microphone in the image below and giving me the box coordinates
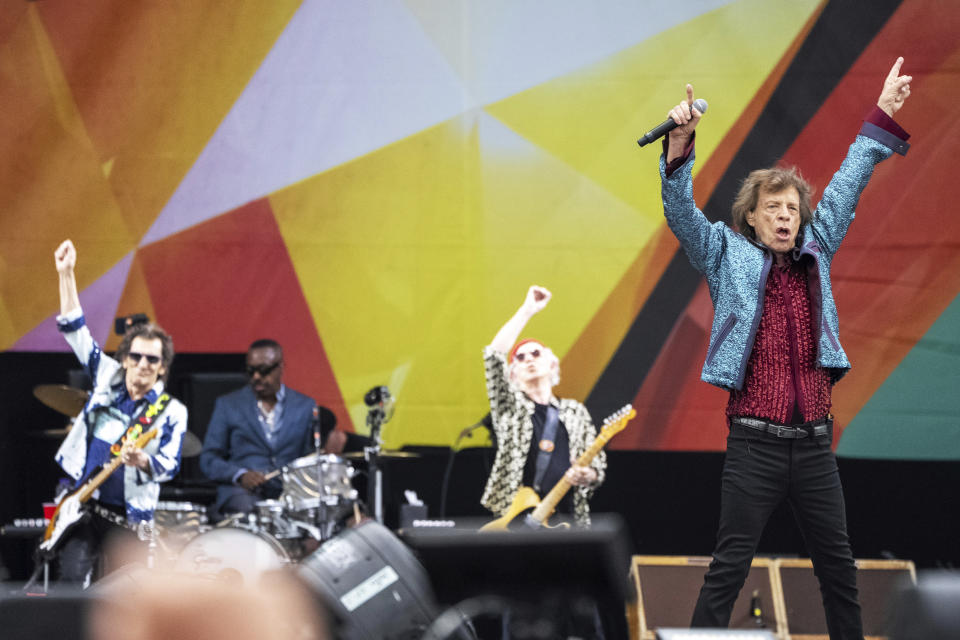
[364,386,388,406]
[457,413,493,442]
[636,98,708,147]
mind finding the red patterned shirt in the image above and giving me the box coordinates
[726,258,832,424]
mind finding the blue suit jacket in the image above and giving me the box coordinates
[199,385,316,514]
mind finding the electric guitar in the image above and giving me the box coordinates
[480,404,636,532]
[39,425,159,557]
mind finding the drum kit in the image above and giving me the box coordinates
[31,382,413,584]
[167,451,364,581]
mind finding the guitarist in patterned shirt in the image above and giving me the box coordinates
[50,239,188,586]
[480,285,606,528]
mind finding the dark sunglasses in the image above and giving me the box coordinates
[246,361,281,377]
[514,349,541,362]
[127,351,161,365]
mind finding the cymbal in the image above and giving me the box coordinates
[341,450,420,459]
[181,431,202,458]
[33,384,89,416]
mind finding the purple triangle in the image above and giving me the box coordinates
[11,252,135,351]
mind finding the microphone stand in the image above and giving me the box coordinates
[440,415,491,519]
[365,406,386,524]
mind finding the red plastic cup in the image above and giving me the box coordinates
[42,502,56,520]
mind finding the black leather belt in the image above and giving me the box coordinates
[91,503,132,529]
[731,416,831,439]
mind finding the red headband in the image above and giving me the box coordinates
[508,339,545,363]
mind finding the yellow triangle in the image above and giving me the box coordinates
[486,0,822,219]
[271,111,648,447]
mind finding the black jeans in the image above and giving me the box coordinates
[57,505,136,587]
[691,424,863,640]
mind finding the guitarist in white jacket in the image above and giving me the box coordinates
[50,239,188,586]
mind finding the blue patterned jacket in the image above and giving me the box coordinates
[660,122,907,391]
[55,307,188,523]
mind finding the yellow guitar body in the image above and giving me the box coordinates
[479,487,570,532]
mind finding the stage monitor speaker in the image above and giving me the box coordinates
[655,630,777,639]
[776,558,915,639]
[889,571,960,640]
[401,513,632,606]
[628,556,784,640]
[298,520,438,640]
[0,592,95,640]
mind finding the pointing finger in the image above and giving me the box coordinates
[685,83,695,106]
[886,56,904,83]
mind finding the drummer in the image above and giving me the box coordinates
[199,339,339,521]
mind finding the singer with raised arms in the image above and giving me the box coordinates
[653,58,912,639]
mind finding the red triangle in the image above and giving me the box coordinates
[137,198,354,432]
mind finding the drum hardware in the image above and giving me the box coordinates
[289,519,323,541]
[259,452,361,543]
[340,450,419,459]
[137,520,159,569]
[255,499,302,540]
[151,501,211,567]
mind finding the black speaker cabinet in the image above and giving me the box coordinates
[776,558,915,639]
[628,556,784,639]
[298,520,438,640]
[0,592,94,640]
[402,514,632,606]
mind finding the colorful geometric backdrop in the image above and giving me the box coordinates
[2,0,958,459]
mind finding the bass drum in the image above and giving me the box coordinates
[174,527,290,586]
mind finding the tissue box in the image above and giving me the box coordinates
[400,504,428,529]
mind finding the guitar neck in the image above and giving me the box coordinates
[529,429,611,523]
[77,427,158,503]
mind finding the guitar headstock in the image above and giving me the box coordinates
[599,404,636,439]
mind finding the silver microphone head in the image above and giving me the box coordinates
[692,98,708,114]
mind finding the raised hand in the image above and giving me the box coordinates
[522,285,552,317]
[668,84,703,139]
[878,57,912,117]
[491,285,554,354]
[54,239,77,274]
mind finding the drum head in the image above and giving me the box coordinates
[174,527,289,585]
